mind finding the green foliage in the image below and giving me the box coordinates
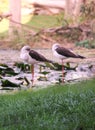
[0,79,95,129]
[14,62,30,72]
[27,13,64,31]
[0,13,65,47]
[0,63,31,89]
[76,39,95,48]
[80,1,95,21]
[1,79,21,88]
[76,40,90,48]
[50,62,77,71]
[0,64,18,76]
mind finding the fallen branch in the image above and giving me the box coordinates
[31,0,65,10]
[40,34,55,42]
[0,13,12,21]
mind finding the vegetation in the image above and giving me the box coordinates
[0,1,95,48]
[27,13,64,30]
[0,13,64,48]
[0,79,95,130]
[0,1,95,129]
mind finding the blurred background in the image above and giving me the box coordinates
[0,0,95,49]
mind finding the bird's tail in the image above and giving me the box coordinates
[48,60,55,63]
[77,55,86,59]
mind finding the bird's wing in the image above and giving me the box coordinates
[29,50,51,62]
[56,47,78,58]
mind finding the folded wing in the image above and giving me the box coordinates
[56,47,85,59]
[29,50,52,62]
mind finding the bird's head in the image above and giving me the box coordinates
[21,45,31,53]
[52,43,60,51]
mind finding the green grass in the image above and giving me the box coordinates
[0,79,95,130]
[0,13,64,47]
[0,0,64,33]
[0,12,64,33]
[27,13,64,31]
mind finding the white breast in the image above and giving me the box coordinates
[28,55,39,64]
[20,53,29,62]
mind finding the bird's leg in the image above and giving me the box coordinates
[62,59,64,83]
[31,64,34,86]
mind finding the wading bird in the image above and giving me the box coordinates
[52,43,85,83]
[20,45,52,86]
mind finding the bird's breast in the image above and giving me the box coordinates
[28,55,39,64]
[20,53,29,63]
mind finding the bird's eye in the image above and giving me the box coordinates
[26,48,30,51]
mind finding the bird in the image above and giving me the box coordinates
[20,45,52,86]
[52,43,85,83]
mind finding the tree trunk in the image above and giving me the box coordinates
[9,0,21,35]
[65,0,83,25]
